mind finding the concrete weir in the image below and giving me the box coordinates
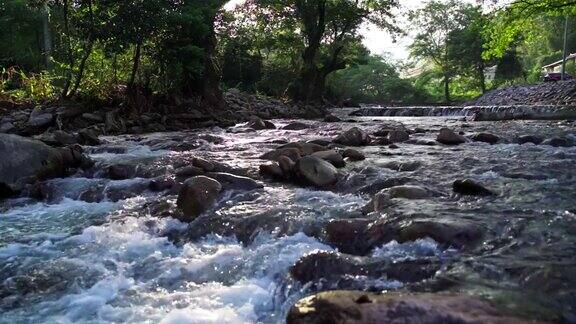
[350,105,576,121]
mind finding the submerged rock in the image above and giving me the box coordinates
[471,132,500,144]
[295,156,339,188]
[453,179,494,196]
[259,162,284,180]
[334,127,370,146]
[542,137,573,147]
[287,291,535,324]
[437,128,467,145]
[176,176,222,222]
[517,135,544,145]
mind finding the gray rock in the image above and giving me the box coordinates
[27,111,54,128]
[81,113,104,123]
[542,137,573,147]
[342,148,365,161]
[323,115,341,122]
[259,163,284,179]
[334,127,370,146]
[176,176,222,222]
[287,291,532,324]
[282,122,310,130]
[437,128,466,145]
[0,122,15,133]
[388,130,410,142]
[517,135,543,145]
[0,134,89,194]
[295,156,338,188]
[471,132,499,144]
[206,172,263,191]
[453,179,494,196]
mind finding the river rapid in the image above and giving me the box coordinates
[0,111,575,323]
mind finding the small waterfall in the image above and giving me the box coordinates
[349,105,576,120]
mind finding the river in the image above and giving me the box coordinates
[0,112,575,323]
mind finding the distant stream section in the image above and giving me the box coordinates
[348,105,576,121]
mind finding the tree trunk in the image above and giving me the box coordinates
[129,42,142,88]
[444,74,451,104]
[291,0,326,103]
[61,0,73,99]
[41,2,52,70]
[69,41,93,97]
[478,63,486,94]
[202,28,225,110]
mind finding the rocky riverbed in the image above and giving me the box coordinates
[0,111,575,323]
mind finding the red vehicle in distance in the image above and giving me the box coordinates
[543,72,574,82]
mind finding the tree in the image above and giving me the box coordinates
[446,6,490,93]
[255,0,399,103]
[409,0,471,103]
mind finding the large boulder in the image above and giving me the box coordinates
[437,128,467,145]
[176,176,222,222]
[0,134,90,195]
[334,127,370,146]
[287,291,536,324]
[295,156,339,188]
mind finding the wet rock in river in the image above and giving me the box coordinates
[386,185,431,199]
[206,172,263,191]
[388,130,410,143]
[358,177,412,195]
[395,218,482,249]
[334,127,370,146]
[453,179,494,196]
[517,135,543,145]
[247,116,275,130]
[278,155,296,175]
[283,122,311,130]
[295,156,339,188]
[381,161,421,172]
[175,165,205,178]
[0,134,91,195]
[176,176,222,222]
[287,291,536,324]
[437,128,467,145]
[149,176,177,192]
[342,148,365,161]
[471,132,500,144]
[77,129,101,145]
[259,162,284,180]
[307,138,332,147]
[291,251,440,284]
[261,147,303,162]
[278,142,327,156]
[324,219,373,255]
[192,157,215,172]
[324,114,341,122]
[104,164,137,180]
[542,137,573,147]
[311,150,346,168]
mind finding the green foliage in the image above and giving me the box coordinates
[326,55,430,104]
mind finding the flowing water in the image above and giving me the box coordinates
[1,111,575,323]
